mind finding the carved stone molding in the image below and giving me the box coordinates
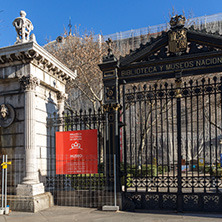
[57,92,68,103]
[0,51,72,82]
[0,41,76,82]
[19,75,40,91]
[15,52,25,60]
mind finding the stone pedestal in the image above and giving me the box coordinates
[14,183,51,213]
[16,183,45,196]
[6,193,54,213]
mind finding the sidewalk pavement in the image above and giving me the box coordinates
[0,206,222,222]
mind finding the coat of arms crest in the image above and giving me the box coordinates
[168,29,187,53]
[168,15,187,54]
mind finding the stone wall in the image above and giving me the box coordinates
[35,86,58,177]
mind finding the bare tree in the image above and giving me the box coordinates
[45,29,109,111]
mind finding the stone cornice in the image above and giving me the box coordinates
[0,41,77,81]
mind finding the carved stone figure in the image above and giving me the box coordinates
[0,104,9,119]
[0,104,15,127]
[12,10,34,44]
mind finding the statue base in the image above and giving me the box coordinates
[3,192,54,213]
[16,183,45,196]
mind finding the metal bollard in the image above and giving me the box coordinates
[0,155,5,215]
[0,155,11,215]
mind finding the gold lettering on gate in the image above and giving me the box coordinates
[121,57,222,77]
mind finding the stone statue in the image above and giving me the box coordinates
[12,10,35,44]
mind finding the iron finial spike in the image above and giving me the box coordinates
[68,16,72,36]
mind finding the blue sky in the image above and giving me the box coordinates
[0,0,222,47]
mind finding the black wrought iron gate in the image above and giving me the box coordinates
[99,15,222,212]
[121,76,222,212]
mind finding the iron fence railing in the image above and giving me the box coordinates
[122,76,222,194]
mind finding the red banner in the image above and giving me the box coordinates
[56,129,98,174]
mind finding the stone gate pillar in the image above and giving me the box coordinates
[0,11,76,212]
